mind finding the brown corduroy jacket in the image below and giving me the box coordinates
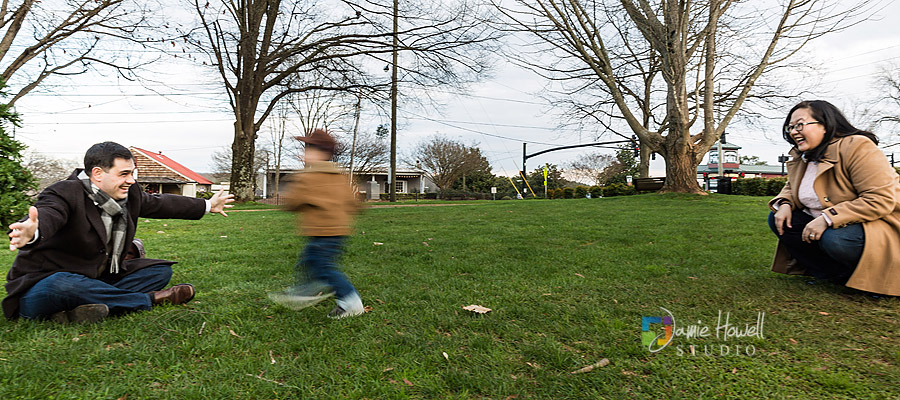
[768,135,900,295]
[282,162,359,237]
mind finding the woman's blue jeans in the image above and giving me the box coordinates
[297,236,358,300]
[768,211,864,283]
[18,265,173,320]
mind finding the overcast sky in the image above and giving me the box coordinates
[11,1,900,179]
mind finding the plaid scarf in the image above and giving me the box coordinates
[79,172,128,274]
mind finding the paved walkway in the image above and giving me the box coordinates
[228,203,478,212]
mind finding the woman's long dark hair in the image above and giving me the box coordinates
[782,100,878,161]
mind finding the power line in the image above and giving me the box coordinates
[25,118,232,125]
[24,92,220,97]
[402,109,559,146]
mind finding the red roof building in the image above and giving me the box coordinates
[130,147,212,197]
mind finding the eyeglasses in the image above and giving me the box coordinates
[784,121,822,134]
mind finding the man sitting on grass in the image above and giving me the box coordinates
[4,141,234,323]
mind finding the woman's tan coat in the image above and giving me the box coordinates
[769,135,900,295]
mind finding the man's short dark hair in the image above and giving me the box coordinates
[84,142,133,172]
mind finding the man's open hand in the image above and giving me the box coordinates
[209,189,236,216]
[8,206,38,251]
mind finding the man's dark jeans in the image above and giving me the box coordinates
[18,265,172,319]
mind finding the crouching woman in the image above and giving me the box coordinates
[768,100,900,296]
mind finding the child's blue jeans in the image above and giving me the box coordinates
[298,236,358,300]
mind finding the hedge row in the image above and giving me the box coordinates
[548,184,636,199]
[729,177,787,196]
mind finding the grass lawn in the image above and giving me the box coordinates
[1,194,898,399]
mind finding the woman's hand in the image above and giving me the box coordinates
[802,215,829,243]
[774,203,792,235]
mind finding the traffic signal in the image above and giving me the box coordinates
[720,133,727,144]
[703,172,709,179]
[633,144,639,158]
[739,172,745,178]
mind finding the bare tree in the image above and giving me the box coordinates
[189,0,389,201]
[188,0,501,202]
[22,151,79,191]
[0,0,159,106]
[496,0,876,193]
[334,125,388,176]
[565,152,616,186]
[875,63,900,139]
[263,103,290,196]
[409,135,489,192]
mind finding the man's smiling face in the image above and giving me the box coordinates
[91,157,136,200]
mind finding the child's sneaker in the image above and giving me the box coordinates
[327,292,364,319]
[327,305,365,319]
[268,282,333,310]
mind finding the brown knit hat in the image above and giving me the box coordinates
[294,129,336,154]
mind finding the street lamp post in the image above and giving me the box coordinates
[778,154,789,176]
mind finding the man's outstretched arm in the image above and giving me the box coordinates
[8,207,38,251]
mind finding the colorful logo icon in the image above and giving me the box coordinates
[641,307,675,352]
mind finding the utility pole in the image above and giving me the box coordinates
[522,143,527,175]
[389,0,399,202]
[348,95,361,185]
[716,133,725,178]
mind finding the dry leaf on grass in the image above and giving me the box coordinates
[570,358,609,374]
[442,352,449,361]
[462,304,491,314]
[574,273,585,278]
[364,306,374,313]
[818,311,830,315]
[229,329,242,338]
[373,242,384,246]
[403,378,414,386]
[789,338,798,344]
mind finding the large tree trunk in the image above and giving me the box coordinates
[660,150,704,194]
[230,120,258,202]
[638,145,650,178]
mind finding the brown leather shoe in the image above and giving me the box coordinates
[151,284,195,306]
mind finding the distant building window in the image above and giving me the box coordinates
[395,180,407,193]
[724,152,738,163]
